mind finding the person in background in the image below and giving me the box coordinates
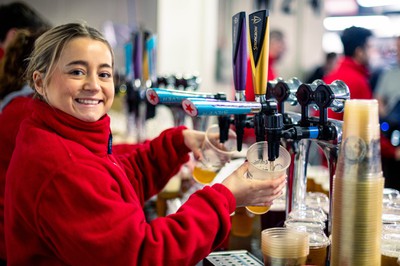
[0,1,50,60]
[323,26,373,121]
[4,23,286,265]
[245,29,287,101]
[374,36,400,190]
[322,26,400,185]
[0,28,49,265]
[375,36,400,119]
[305,52,337,84]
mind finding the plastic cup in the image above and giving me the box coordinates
[381,232,400,266]
[192,124,237,184]
[245,141,291,214]
[231,207,255,237]
[261,227,309,266]
[284,220,330,266]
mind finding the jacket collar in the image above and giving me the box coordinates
[31,99,112,156]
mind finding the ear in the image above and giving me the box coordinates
[3,28,17,49]
[32,71,45,96]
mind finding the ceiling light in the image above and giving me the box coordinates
[323,15,390,31]
[357,0,400,7]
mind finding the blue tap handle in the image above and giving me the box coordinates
[182,99,262,117]
[146,88,225,105]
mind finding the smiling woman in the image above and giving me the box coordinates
[32,37,114,122]
[26,25,115,122]
[4,22,287,266]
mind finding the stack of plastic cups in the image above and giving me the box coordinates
[261,227,309,266]
[331,99,384,265]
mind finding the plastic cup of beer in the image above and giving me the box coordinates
[261,227,309,266]
[192,124,237,185]
[246,141,291,215]
[381,232,400,266]
[284,220,330,266]
[231,207,255,237]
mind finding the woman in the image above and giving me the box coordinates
[5,23,286,265]
[0,28,48,263]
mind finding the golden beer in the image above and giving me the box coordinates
[246,206,270,215]
[307,245,328,266]
[192,166,218,185]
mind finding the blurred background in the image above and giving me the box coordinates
[4,0,400,139]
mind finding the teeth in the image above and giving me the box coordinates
[76,99,100,105]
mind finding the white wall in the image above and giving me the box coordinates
[157,0,219,93]
[3,0,326,91]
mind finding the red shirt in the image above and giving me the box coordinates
[5,99,235,265]
[323,56,373,120]
[323,56,394,158]
[0,96,33,260]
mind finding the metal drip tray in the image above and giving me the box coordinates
[203,250,263,266]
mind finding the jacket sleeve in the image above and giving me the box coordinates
[115,126,191,202]
[36,165,235,266]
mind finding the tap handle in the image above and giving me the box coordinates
[296,80,323,125]
[266,113,284,161]
[218,116,231,143]
[146,88,226,105]
[182,99,262,116]
[232,11,247,94]
[272,77,301,106]
[132,31,143,82]
[314,80,350,112]
[249,10,270,98]
[146,34,157,86]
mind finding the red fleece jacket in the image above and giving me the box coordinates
[5,99,235,266]
[0,96,34,260]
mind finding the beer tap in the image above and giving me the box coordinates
[145,86,226,132]
[125,31,144,142]
[284,80,349,235]
[248,9,284,162]
[232,11,247,151]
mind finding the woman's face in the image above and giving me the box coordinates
[34,37,114,122]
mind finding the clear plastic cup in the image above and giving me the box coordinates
[192,124,237,184]
[261,227,309,266]
[246,141,291,214]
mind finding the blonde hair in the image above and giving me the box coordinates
[25,22,114,99]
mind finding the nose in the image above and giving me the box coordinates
[83,74,101,91]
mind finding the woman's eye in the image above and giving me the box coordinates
[99,72,112,78]
[70,70,84,76]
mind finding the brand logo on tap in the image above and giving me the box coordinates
[146,89,159,105]
[251,16,261,24]
[249,10,267,66]
[182,99,198,116]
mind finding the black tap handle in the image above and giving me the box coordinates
[218,116,231,143]
[234,114,246,151]
[266,113,284,161]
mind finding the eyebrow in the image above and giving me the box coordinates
[66,60,112,69]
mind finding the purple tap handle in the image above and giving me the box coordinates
[232,12,247,92]
[133,31,143,81]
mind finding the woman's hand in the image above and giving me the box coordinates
[221,162,287,207]
[182,129,205,161]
